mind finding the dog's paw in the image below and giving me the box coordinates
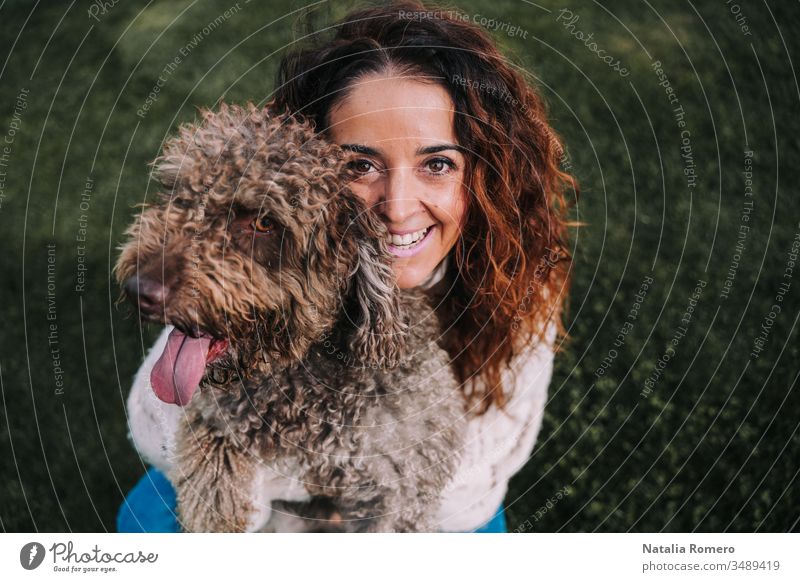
[171,431,261,532]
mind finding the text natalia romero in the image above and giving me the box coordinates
[643,544,735,554]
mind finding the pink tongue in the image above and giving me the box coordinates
[150,328,212,406]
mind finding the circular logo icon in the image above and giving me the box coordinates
[20,542,46,570]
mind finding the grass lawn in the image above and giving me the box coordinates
[1,0,798,532]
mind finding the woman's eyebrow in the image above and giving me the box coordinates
[340,143,380,156]
[340,143,466,156]
[418,144,466,155]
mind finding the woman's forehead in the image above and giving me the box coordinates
[327,75,458,149]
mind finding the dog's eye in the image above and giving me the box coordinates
[167,196,191,209]
[253,215,276,234]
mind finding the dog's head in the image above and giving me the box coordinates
[115,102,408,406]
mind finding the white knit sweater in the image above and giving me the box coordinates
[125,256,555,531]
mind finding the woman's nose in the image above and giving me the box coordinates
[376,166,420,224]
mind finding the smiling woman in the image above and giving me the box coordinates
[118,0,578,533]
[328,75,468,287]
[273,0,578,418]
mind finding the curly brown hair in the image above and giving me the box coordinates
[270,0,579,416]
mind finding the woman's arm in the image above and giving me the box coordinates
[434,320,558,531]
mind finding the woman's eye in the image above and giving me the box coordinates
[253,215,276,233]
[426,157,456,175]
[345,157,455,177]
[347,159,378,174]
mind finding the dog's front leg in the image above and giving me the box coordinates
[170,416,270,532]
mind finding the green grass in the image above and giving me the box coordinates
[1,0,798,532]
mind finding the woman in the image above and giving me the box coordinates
[118,0,577,533]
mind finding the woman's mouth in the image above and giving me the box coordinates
[386,225,435,258]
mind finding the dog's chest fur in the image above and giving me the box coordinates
[182,289,462,497]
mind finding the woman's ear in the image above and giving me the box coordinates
[337,193,408,369]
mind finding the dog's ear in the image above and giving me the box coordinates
[337,193,408,369]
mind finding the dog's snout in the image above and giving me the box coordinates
[124,275,168,317]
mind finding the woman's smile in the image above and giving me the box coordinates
[386,224,435,257]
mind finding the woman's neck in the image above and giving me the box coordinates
[416,254,450,291]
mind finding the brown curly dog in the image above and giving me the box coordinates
[115,102,464,532]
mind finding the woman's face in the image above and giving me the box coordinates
[327,74,468,289]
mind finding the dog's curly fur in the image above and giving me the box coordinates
[115,102,464,532]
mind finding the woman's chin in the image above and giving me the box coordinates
[392,259,435,289]
[392,263,423,289]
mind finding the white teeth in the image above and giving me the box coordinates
[388,227,430,247]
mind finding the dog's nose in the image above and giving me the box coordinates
[124,275,168,317]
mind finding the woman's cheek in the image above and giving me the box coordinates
[437,186,468,238]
